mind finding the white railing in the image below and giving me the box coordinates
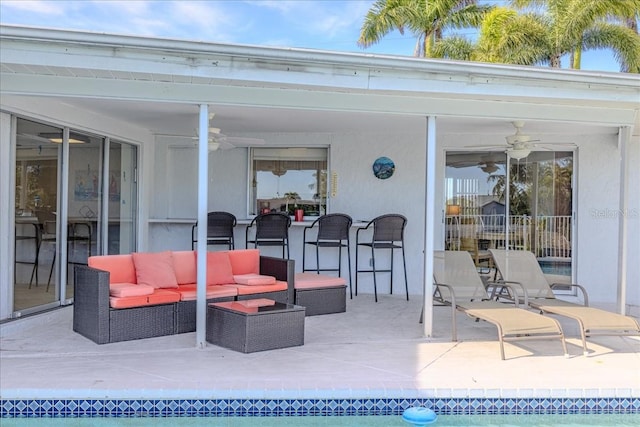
[445,214,571,259]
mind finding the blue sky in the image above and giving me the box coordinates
[0,0,620,72]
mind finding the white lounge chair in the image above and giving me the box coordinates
[489,249,640,355]
[433,251,568,360]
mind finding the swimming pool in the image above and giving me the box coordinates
[3,414,640,426]
[539,259,571,276]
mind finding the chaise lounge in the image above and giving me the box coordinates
[433,250,568,360]
[489,249,640,355]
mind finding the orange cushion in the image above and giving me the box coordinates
[132,251,178,289]
[110,294,149,309]
[294,272,346,290]
[223,280,287,296]
[109,282,154,298]
[172,251,196,285]
[227,249,260,275]
[88,254,136,284]
[171,284,238,301]
[109,289,180,309]
[233,274,276,286]
[205,251,235,285]
[147,289,181,305]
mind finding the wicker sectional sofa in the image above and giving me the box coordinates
[73,249,294,344]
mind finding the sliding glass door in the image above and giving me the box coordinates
[445,150,574,283]
[12,117,138,316]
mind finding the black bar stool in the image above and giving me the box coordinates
[302,213,353,298]
[355,213,408,302]
[192,211,237,250]
[245,212,291,259]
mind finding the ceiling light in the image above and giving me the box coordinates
[39,132,88,144]
[507,147,531,160]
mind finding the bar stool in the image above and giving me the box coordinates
[355,213,408,302]
[192,211,237,250]
[302,213,353,298]
[245,212,291,258]
[14,222,39,287]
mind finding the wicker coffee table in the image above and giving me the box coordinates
[206,298,305,353]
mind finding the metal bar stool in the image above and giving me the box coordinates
[192,211,237,250]
[302,213,353,299]
[355,213,408,302]
[15,222,40,287]
[245,212,291,259]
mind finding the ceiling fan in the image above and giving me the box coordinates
[158,113,265,151]
[198,114,265,151]
[469,121,573,160]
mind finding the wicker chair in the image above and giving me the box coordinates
[355,213,408,302]
[302,213,353,298]
[192,211,237,250]
[245,212,291,258]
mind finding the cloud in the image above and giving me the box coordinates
[1,0,63,15]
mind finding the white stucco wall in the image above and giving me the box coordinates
[147,124,640,307]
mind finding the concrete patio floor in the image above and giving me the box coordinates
[1,295,639,400]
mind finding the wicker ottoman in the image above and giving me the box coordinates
[294,272,347,316]
[206,299,305,353]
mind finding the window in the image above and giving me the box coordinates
[250,148,328,217]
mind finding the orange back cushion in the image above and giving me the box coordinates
[88,254,136,284]
[172,251,197,285]
[228,249,260,275]
[132,251,179,289]
[206,251,235,285]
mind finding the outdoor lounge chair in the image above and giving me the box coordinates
[489,249,640,355]
[433,250,567,360]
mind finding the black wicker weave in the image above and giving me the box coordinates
[206,301,305,353]
[295,285,346,316]
[245,212,291,258]
[73,265,176,344]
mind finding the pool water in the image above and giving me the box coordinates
[539,260,571,276]
[3,414,639,426]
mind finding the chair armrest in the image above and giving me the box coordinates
[550,282,589,306]
[355,222,373,244]
[487,279,527,307]
[73,265,111,344]
[302,220,318,242]
[259,255,295,304]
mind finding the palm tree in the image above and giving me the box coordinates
[358,0,493,57]
[434,0,640,72]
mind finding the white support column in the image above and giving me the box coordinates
[422,116,436,337]
[0,113,14,320]
[196,104,209,348]
[58,127,70,301]
[617,126,630,315]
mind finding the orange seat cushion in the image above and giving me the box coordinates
[109,289,180,309]
[132,251,179,289]
[88,254,136,284]
[223,280,287,296]
[294,272,346,290]
[172,251,196,285]
[109,282,155,298]
[233,273,276,286]
[205,251,235,285]
[228,249,260,275]
[171,284,238,301]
